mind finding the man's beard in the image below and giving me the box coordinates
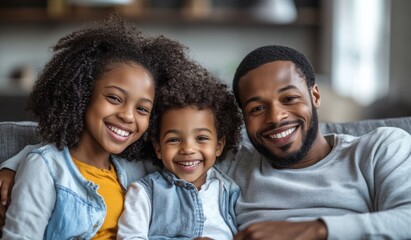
[248,106,319,168]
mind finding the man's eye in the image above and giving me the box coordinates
[250,105,265,113]
[283,96,298,103]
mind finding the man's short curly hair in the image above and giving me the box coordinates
[27,15,197,161]
[139,65,243,165]
[232,45,316,108]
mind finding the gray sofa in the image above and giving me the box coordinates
[1,118,411,164]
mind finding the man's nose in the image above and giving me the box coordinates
[266,103,288,124]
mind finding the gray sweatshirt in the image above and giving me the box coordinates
[217,127,411,240]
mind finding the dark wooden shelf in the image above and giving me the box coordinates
[0,7,319,27]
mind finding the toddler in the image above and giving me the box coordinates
[117,66,243,239]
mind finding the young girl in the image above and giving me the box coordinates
[117,66,243,239]
[2,16,195,239]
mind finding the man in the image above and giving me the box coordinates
[217,45,411,239]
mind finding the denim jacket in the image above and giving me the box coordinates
[2,144,133,240]
[136,167,239,239]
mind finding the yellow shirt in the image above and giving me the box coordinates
[72,157,124,239]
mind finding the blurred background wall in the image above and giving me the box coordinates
[0,0,410,122]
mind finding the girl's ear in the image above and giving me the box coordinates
[215,136,226,157]
[152,141,162,160]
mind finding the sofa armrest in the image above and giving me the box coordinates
[0,121,40,164]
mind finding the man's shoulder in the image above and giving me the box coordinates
[334,126,409,143]
[332,126,411,165]
[216,145,264,181]
[370,126,410,136]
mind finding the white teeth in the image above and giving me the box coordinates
[107,125,130,137]
[177,161,201,167]
[269,127,296,139]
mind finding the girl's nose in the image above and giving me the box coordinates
[117,106,134,123]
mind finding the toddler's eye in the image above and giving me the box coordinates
[198,136,210,142]
[166,138,180,144]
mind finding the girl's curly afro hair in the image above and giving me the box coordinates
[27,15,199,161]
[139,64,243,165]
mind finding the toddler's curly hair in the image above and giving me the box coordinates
[27,15,197,160]
[140,65,243,165]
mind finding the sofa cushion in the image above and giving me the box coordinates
[1,117,411,164]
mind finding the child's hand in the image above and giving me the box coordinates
[0,203,5,231]
[0,168,15,231]
[0,168,16,206]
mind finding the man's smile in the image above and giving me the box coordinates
[266,127,296,139]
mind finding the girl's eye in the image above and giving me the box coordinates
[107,95,121,104]
[136,106,150,115]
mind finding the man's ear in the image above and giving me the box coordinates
[311,84,321,109]
[216,136,226,157]
[152,141,162,160]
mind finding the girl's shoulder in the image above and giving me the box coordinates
[24,144,72,178]
[29,143,63,156]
